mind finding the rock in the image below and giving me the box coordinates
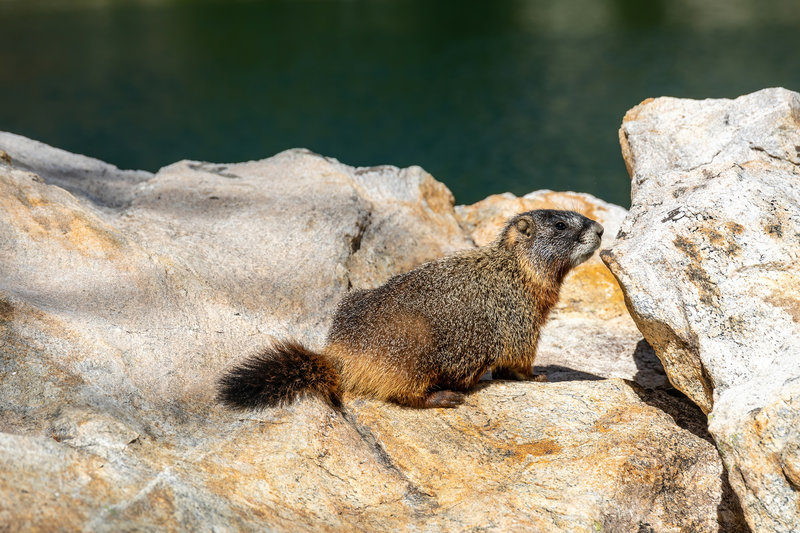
[602,87,800,531]
[0,131,152,208]
[0,133,743,530]
[51,406,141,455]
[346,379,741,532]
[0,383,741,532]
[0,145,471,416]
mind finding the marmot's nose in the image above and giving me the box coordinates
[593,222,604,238]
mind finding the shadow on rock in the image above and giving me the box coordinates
[532,364,604,382]
[629,383,749,532]
[632,339,670,389]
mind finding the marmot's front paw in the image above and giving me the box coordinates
[493,367,547,382]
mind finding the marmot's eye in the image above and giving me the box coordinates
[555,222,567,230]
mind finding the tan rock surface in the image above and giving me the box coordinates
[0,383,743,532]
[603,87,800,531]
[0,133,742,531]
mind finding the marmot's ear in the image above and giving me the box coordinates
[515,217,533,237]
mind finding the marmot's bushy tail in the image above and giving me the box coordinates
[217,340,341,409]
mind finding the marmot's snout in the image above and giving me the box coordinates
[588,221,604,247]
[570,219,604,266]
[584,220,604,246]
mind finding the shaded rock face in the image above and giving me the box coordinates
[602,87,800,532]
[0,132,743,530]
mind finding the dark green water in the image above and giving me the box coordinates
[2,0,800,207]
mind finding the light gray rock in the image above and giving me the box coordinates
[0,133,743,530]
[603,87,800,532]
[0,146,471,420]
[0,131,152,208]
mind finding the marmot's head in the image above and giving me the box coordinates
[501,209,604,279]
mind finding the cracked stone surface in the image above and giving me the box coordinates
[0,133,744,531]
[603,87,800,532]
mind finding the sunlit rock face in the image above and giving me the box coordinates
[0,132,743,531]
[603,87,800,532]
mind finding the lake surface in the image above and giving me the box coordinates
[2,0,800,207]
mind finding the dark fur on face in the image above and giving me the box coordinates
[501,209,604,281]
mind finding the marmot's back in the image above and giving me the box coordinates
[327,246,536,385]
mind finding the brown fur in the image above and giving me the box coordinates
[217,209,603,410]
[217,340,341,409]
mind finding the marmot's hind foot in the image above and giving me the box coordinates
[395,390,466,408]
[423,390,466,408]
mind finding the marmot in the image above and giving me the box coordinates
[218,209,603,409]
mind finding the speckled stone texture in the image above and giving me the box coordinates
[603,87,800,532]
